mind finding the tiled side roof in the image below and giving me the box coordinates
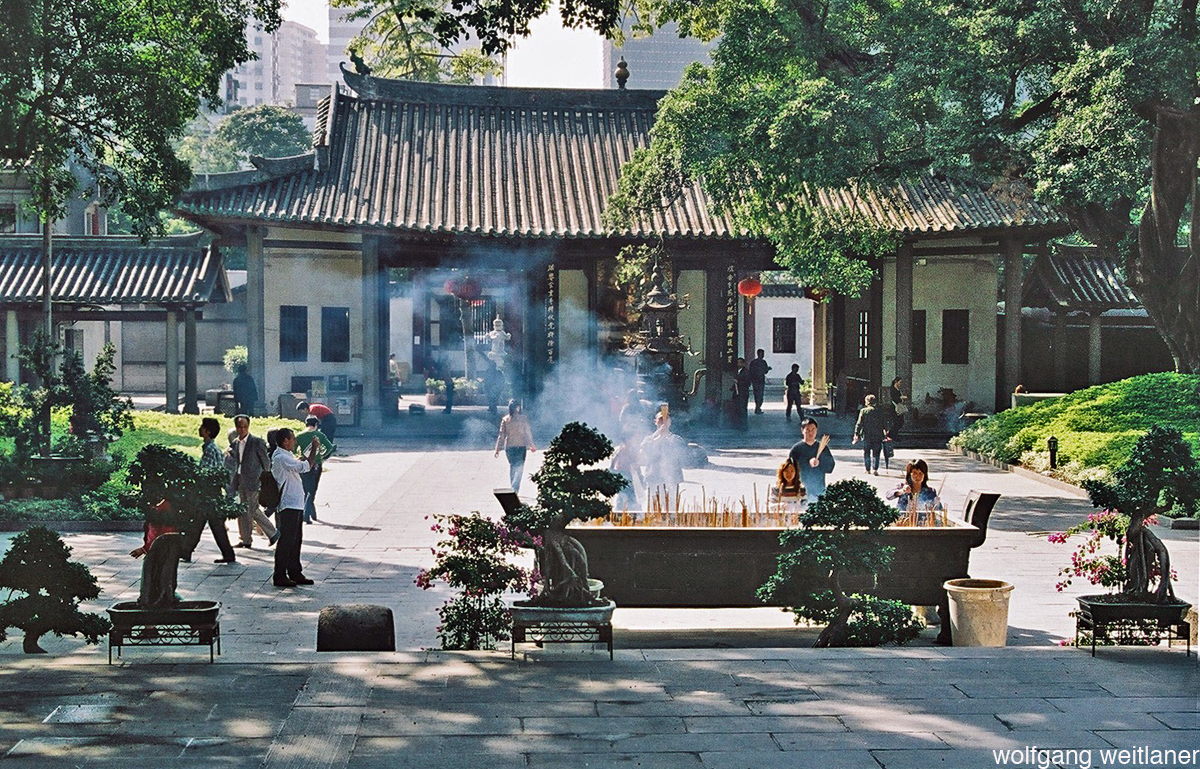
[178,75,1069,240]
[1022,244,1140,311]
[0,235,228,305]
[802,176,1067,235]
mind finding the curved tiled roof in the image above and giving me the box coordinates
[0,234,228,305]
[178,74,1068,240]
[1022,244,1140,311]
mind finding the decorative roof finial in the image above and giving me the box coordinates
[349,47,372,76]
[615,57,630,90]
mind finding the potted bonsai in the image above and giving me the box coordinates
[503,421,626,607]
[1052,426,1197,639]
[0,526,111,653]
[758,478,924,647]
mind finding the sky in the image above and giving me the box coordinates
[281,0,603,88]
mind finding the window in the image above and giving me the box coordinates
[254,81,263,90]
[0,205,15,233]
[429,296,462,348]
[942,309,970,364]
[279,305,308,362]
[772,317,796,354]
[321,306,350,362]
[912,310,927,364]
[857,310,870,360]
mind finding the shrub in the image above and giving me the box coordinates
[415,512,533,650]
[0,526,111,653]
[759,479,924,647]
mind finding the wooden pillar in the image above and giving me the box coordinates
[704,260,733,406]
[1052,313,1068,391]
[183,307,199,414]
[246,227,267,415]
[164,309,179,414]
[811,300,827,406]
[5,310,19,383]
[894,242,913,403]
[360,236,383,428]
[1088,314,1103,386]
[1002,237,1024,400]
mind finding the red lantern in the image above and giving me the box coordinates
[737,277,762,298]
[443,278,459,296]
[455,277,482,301]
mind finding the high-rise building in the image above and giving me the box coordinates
[601,19,713,90]
[227,19,326,111]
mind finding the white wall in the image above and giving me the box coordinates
[676,269,706,388]
[881,240,999,411]
[754,296,814,385]
[558,269,589,363]
[263,228,364,403]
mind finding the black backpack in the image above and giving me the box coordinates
[258,471,282,509]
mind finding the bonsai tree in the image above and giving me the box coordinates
[0,526,111,653]
[1076,426,1200,603]
[759,479,923,647]
[125,444,241,533]
[503,422,626,607]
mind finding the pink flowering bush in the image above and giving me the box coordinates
[415,512,535,650]
[1049,510,1173,593]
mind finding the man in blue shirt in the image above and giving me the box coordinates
[788,417,836,503]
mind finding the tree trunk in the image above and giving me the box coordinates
[1127,106,1200,374]
[22,631,46,654]
[814,571,856,648]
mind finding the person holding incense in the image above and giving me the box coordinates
[640,409,686,506]
[887,458,944,525]
[787,416,835,503]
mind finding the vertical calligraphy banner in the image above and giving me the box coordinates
[545,262,558,365]
[725,264,737,364]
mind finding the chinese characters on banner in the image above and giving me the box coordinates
[545,263,558,364]
[724,264,737,364]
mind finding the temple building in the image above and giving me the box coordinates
[177,70,1068,426]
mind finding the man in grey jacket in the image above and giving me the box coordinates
[227,414,277,548]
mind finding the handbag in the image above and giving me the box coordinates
[883,437,894,459]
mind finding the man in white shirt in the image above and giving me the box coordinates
[270,428,316,588]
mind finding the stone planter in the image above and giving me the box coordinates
[108,600,221,628]
[1076,596,1191,625]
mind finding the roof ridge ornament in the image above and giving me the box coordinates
[615,57,630,90]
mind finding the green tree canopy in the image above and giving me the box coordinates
[604,0,1200,373]
[0,0,282,236]
[330,0,504,83]
[214,104,311,164]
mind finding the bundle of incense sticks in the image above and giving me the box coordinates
[816,433,831,456]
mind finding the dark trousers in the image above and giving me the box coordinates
[182,517,236,562]
[863,442,883,472]
[302,465,322,522]
[785,392,801,420]
[273,509,304,580]
[733,395,749,429]
[321,415,338,441]
[751,380,766,411]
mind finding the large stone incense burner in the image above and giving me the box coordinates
[570,492,998,615]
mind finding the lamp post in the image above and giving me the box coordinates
[1048,436,1058,469]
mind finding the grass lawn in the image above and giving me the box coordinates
[109,411,302,461]
[949,372,1200,489]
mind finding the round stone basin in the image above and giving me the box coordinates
[108,600,220,628]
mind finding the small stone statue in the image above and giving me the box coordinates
[486,316,511,367]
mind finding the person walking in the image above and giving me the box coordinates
[270,428,317,588]
[784,363,804,422]
[748,349,771,414]
[494,400,537,493]
[296,401,338,442]
[852,394,887,475]
[295,416,335,524]
[227,414,277,549]
[639,410,687,506]
[732,358,751,430]
[185,417,238,564]
[788,417,836,503]
[231,366,257,415]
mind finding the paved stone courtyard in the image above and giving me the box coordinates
[0,411,1195,767]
